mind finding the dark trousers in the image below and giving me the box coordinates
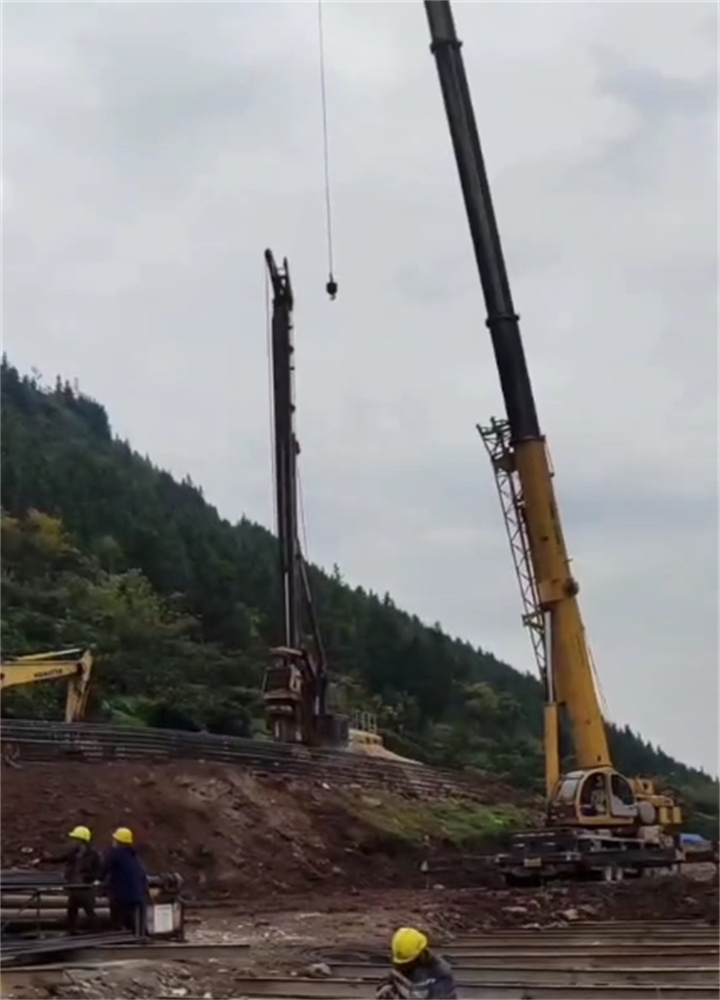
[66,886,96,934]
[110,899,145,936]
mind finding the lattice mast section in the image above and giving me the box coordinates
[477,417,548,691]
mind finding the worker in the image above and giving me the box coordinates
[35,825,102,934]
[376,927,458,999]
[101,827,149,936]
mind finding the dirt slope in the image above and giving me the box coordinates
[1,760,531,897]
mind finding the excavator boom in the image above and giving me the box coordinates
[0,648,93,723]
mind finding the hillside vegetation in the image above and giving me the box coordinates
[1,358,717,835]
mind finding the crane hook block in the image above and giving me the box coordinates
[326,274,338,301]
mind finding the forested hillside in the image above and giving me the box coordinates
[1,358,717,834]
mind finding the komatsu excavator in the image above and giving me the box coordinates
[0,648,93,723]
[423,0,682,880]
[262,250,348,748]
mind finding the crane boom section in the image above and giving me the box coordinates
[424,0,610,769]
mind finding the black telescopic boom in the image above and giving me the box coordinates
[265,249,300,651]
[424,0,540,442]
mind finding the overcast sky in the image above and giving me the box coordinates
[4,1,718,773]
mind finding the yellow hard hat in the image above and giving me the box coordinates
[112,827,133,845]
[391,927,428,966]
[68,826,91,842]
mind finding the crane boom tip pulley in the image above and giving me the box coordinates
[264,249,293,309]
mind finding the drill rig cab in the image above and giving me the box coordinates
[423,0,681,879]
[262,250,348,749]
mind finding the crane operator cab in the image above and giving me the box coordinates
[549,768,640,828]
[547,767,681,841]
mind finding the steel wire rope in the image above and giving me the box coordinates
[317,0,337,296]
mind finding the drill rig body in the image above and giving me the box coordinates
[262,250,348,749]
[424,0,681,880]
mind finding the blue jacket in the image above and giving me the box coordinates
[102,845,148,904]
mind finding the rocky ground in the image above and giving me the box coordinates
[189,874,720,939]
[3,877,718,999]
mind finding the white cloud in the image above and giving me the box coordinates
[3,0,717,772]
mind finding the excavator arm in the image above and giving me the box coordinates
[0,648,93,723]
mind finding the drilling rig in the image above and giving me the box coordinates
[423,0,681,881]
[262,249,348,748]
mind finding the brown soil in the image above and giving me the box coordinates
[0,760,519,897]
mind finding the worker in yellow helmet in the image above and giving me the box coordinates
[34,825,102,934]
[376,927,457,999]
[101,827,149,936]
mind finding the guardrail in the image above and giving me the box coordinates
[0,720,507,803]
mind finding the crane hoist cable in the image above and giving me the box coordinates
[317,0,337,301]
[297,465,312,567]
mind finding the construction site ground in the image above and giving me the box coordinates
[3,879,719,998]
[2,760,718,998]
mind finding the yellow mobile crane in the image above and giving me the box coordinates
[423,1,681,881]
[0,648,93,723]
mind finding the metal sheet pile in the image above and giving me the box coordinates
[0,719,487,800]
[0,930,139,967]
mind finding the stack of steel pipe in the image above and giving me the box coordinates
[0,868,182,926]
